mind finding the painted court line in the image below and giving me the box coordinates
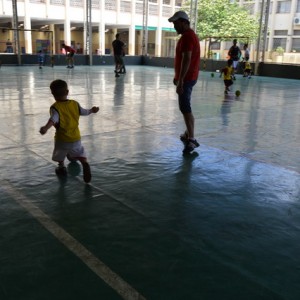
[1,180,146,300]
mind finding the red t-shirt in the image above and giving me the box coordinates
[64,45,76,53]
[174,28,200,81]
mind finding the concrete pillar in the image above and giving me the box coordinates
[155,0,162,57]
[49,24,55,54]
[128,0,136,55]
[24,0,32,54]
[64,0,71,45]
[98,0,105,55]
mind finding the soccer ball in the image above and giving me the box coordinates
[235,90,241,97]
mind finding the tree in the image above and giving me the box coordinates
[184,0,259,42]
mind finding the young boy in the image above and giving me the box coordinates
[39,79,99,183]
[243,57,252,78]
[38,50,44,69]
[220,59,234,94]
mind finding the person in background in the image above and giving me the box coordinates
[243,43,250,61]
[168,10,201,153]
[243,58,252,78]
[38,50,44,69]
[6,39,13,53]
[76,42,81,54]
[228,39,242,79]
[62,43,76,68]
[112,33,125,77]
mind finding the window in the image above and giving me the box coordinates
[292,38,300,51]
[293,30,300,35]
[297,0,300,13]
[274,30,288,35]
[273,38,287,50]
[211,42,221,50]
[276,1,291,13]
[163,0,170,4]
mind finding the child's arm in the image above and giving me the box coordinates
[79,105,100,116]
[40,119,55,135]
[90,106,99,113]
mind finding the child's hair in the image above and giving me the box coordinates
[50,79,68,98]
[227,59,233,65]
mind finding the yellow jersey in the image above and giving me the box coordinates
[51,100,81,142]
[223,66,234,80]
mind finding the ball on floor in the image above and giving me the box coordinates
[235,90,241,97]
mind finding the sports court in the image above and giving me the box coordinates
[0,65,299,300]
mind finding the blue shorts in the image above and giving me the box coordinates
[178,80,197,114]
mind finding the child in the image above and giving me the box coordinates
[220,59,234,94]
[38,50,44,69]
[243,43,250,61]
[243,58,252,78]
[39,79,99,183]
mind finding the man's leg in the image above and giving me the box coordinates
[183,112,195,139]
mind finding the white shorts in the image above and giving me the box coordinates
[52,140,86,162]
[233,60,239,69]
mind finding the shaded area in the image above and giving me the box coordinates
[0,66,299,299]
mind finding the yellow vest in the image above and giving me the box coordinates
[223,66,233,80]
[245,62,251,70]
[51,100,81,142]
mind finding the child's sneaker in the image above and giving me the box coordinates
[183,138,200,153]
[82,162,91,183]
[55,166,67,176]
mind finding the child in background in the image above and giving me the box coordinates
[243,58,252,78]
[243,43,250,61]
[39,79,99,183]
[220,59,234,94]
[38,50,44,69]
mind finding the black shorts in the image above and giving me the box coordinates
[67,52,75,58]
[224,79,233,87]
[114,55,124,65]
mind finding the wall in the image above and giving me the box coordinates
[0,55,299,80]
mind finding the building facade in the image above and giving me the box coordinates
[0,0,181,56]
[0,0,299,64]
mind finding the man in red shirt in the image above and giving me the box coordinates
[62,43,76,68]
[168,11,200,153]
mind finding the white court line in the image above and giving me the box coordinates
[1,180,146,300]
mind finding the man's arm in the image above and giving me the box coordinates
[176,51,192,95]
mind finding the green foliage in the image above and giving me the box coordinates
[184,0,259,42]
[275,46,284,55]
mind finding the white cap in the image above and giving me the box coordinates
[168,11,189,22]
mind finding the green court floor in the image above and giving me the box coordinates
[0,65,299,300]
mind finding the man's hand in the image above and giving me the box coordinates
[176,80,184,95]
